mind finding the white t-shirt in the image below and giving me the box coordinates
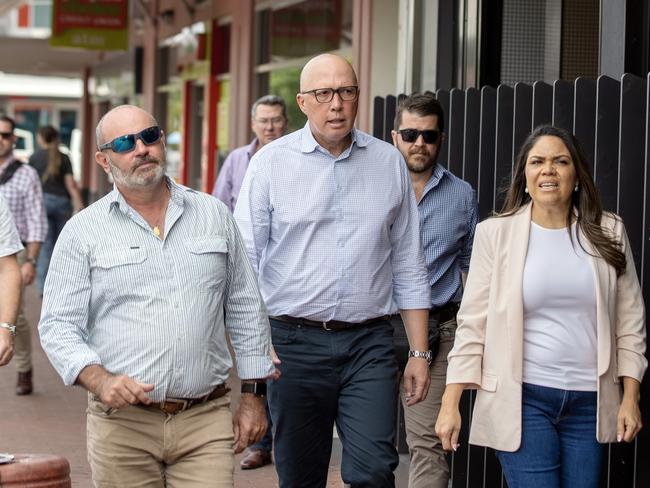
[522,221,597,391]
[0,194,23,257]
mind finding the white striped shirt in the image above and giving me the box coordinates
[234,125,431,321]
[39,179,273,401]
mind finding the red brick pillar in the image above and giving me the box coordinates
[0,454,71,487]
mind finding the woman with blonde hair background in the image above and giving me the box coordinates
[28,125,84,294]
[436,125,646,487]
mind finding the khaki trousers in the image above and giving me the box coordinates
[87,393,235,488]
[400,316,457,488]
[14,251,31,373]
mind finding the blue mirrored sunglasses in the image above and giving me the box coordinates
[99,126,162,153]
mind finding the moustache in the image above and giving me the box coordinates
[133,156,162,169]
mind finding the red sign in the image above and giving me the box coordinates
[52,0,128,35]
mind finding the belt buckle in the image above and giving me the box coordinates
[322,321,333,331]
[161,398,189,415]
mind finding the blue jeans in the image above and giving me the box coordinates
[37,193,72,294]
[496,382,604,488]
[268,318,399,488]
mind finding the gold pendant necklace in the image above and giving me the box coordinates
[153,226,161,237]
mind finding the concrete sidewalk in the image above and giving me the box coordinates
[0,285,408,487]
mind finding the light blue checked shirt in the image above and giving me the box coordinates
[39,178,274,401]
[234,124,431,322]
[419,164,477,308]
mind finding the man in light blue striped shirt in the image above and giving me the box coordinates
[39,105,275,488]
[234,54,432,488]
[391,92,478,488]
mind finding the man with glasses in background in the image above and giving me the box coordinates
[235,54,432,488]
[0,115,46,395]
[39,105,277,487]
[212,95,288,212]
[391,92,477,488]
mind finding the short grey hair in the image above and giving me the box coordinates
[251,95,287,120]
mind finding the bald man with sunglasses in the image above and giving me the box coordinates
[391,93,477,488]
[39,105,277,488]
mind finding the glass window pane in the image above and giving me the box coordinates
[269,68,306,133]
[33,5,51,28]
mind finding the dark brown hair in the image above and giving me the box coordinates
[38,125,62,181]
[394,91,445,132]
[500,125,626,275]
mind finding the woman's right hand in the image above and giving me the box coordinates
[435,384,465,451]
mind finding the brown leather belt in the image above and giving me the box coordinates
[270,315,391,331]
[140,384,230,416]
[430,302,460,324]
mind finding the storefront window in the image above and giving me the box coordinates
[254,0,352,133]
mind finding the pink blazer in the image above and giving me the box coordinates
[447,203,647,451]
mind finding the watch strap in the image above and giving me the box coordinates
[408,349,433,364]
[0,322,16,336]
[241,381,267,397]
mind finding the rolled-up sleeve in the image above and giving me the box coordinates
[223,210,274,380]
[23,167,47,243]
[0,195,23,257]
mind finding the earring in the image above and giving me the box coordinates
[574,184,579,192]
[524,187,529,194]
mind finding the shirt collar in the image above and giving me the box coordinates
[246,139,259,158]
[421,163,447,200]
[108,176,191,214]
[0,156,17,172]
[299,122,369,155]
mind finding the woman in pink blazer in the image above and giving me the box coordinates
[436,125,647,488]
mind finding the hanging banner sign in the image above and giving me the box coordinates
[50,0,129,51]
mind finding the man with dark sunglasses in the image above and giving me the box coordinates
[235,54,432,488]
[390,92,478,488]
[0,115,47,396]
[39,105,277,487]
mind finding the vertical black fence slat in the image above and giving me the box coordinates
[450,391,473,487]
[513,83,533,160]
[609,73,647,488]
[618,73,646,272]
[463,88,481,189]
[478,86,497,219]
[532,81,553,128]
[573,77,597,175]
[494,85,514,212]
[372,96,385,139]
[448,88,466,176]
[639,72,650,488]
[466,391,488,488]
[553,79,575,132]
[437,89,451,169]
[594,75,621,213]
[384,95,398,144]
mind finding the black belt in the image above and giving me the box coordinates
[140,384,230,416]
[430,302,460,323]
[270,315,391,331]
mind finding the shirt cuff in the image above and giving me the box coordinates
[236,355,275,380]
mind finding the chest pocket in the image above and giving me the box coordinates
[91,248,148,296]
[184,237,229,291]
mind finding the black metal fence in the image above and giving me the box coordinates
[374,73,650,487]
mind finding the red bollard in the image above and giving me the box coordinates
[0,454,71,487]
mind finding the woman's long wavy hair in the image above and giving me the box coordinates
[499,125,626,276]
[38,125,61,181]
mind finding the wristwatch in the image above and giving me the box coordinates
[24,257,37,267]
[408,349,433,365]
[0,322,16,336]
[241,381,267,397]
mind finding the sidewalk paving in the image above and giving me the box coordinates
[0,285,409,487]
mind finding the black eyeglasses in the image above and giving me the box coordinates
[0,132,13,140]
[397,129,440,144]
[99,126,162,153]
[300,86,359,103]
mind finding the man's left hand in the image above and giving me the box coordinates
[233,392,267,454]
[403,357,430,406]
[20,262,35,286]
